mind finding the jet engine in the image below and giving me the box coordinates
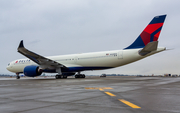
[23,65,42,77]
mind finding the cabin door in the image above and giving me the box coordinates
[118,50,123,59]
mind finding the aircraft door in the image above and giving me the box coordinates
[74,56,78,63]
[118,50,123,59]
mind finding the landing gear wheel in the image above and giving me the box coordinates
[82,74,85,78]
[75,75,78,78]
[55,75,62,79]
[55,75,59,79]
[56,75,67,79]
[16,73,20,79]
[75,74,86,78]
[16,76,20,79]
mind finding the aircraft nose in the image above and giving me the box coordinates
[6,63,12,72]
[6,66,10,71]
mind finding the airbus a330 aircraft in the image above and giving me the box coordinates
[7,15,167,79]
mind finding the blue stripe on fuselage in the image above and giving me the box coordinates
[43,67,113,73]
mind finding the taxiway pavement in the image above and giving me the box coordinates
[0,76,180,113]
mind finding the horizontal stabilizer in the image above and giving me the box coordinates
[139,41,158,56]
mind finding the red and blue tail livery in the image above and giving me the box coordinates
[125,15,166,49]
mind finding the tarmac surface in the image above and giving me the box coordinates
[0,76,180,113]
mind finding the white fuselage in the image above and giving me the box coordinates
[6,47,165,73]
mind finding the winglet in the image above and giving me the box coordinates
[18,40,24,48]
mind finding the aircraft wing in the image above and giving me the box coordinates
[17,40,66,69]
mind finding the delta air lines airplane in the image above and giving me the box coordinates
[7,15,167,79]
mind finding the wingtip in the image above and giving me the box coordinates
[165,48,174,51]
[19,40,24,48]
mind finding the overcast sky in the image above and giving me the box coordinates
[1,0,180,75]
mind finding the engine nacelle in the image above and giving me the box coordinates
[23,65,42,77]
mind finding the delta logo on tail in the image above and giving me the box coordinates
[125,15,166,49]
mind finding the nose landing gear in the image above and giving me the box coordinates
[16,73,20,79]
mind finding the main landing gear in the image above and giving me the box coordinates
[75,74,85,78]
[55,68,67,79]
[16,73,20,79]
[55,68,86,79]
[75,72,86,78]
[55,75,67,79]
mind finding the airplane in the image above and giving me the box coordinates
[6,15,167,79]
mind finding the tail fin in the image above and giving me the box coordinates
[125,15,166,49]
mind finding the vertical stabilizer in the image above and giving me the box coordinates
[125,15,166,49]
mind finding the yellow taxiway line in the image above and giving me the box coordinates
[118,99,141,108]
[84,87,113,91]
[85,87,141,109]
[104,92,116,96]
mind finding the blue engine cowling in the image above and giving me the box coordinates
[23,65,42,77]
